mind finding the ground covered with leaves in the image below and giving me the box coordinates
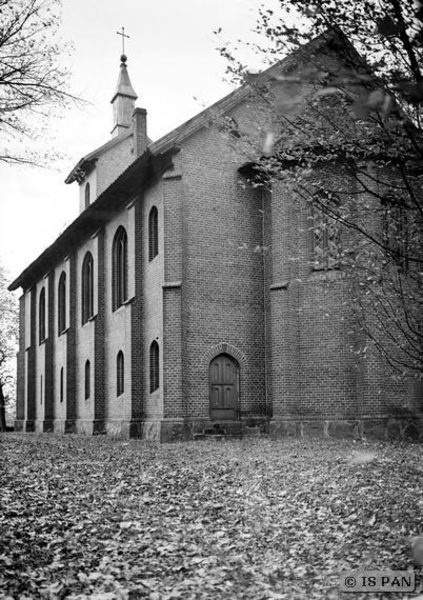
[0,434,422,600]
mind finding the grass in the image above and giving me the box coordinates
[1,433,422,599]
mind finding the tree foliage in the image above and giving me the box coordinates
[0,262,18,430]
[218,0,423,379]
[0,0,74,165]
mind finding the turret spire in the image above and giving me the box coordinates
[111,30,138,138]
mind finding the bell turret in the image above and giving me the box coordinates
[110,54,138,137]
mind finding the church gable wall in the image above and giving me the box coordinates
[267,170,409,426]
[267,176,368,421]
[301,169,408,420]
[297,275,359,418]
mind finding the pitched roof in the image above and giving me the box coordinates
[9,146,179,291]
[148,28,352,153]
[64,131,133,184]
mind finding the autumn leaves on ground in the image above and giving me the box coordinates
[1,435,422,600]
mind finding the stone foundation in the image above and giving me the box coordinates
[13,416,422,441]
[270,417,423,441]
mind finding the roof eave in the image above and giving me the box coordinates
[65,130,133,184]
[65,157,98,184]
[9,145,180,292]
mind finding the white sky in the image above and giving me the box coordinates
[0,0,281,285]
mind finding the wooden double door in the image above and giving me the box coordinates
[209,354,239,420]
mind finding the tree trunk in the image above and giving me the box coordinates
[0,380,7,432]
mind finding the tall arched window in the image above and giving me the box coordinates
[85,360,91,400]
[382,201,409,270]
[60,367,64,403]
[117,351,124,396]
[81,252,94,324]
[85,182,90,209]
[112,227,128,311]
[148,206,158,261]
[39,287,46,343]
[309,199,341,271]
[58,271,66,335]
[149,341,159,393]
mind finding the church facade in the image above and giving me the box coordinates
[10,35,419,440]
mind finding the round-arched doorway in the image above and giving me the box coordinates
[209,354,239,420]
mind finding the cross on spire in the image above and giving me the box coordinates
[116,26,130,55]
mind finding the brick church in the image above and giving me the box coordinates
[9,32,419,440]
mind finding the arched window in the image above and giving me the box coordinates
[149,341,159,393]
[60,367,64,403]
[85,182,90,209]
[148,206,158,261]
[58,271,66,335]
[309,199,341,271]
[382,200,409,270]
[117,351,124,396]
[39,287,46,343]
[81,252,94,324]
[85,360,91,400]
[112,227,128,311]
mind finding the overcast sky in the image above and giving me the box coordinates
[0,0,282,284]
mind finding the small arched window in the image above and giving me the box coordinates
[39,287,46,343]
[81,252,94,324]
[112,227,128,311]
[117,351,124,396]
[60,367,64,403]
[85,360,91,400]
[148,206,158,261]
[58,271,66,335]
[85,182,90,209]
[149,341,159,393]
